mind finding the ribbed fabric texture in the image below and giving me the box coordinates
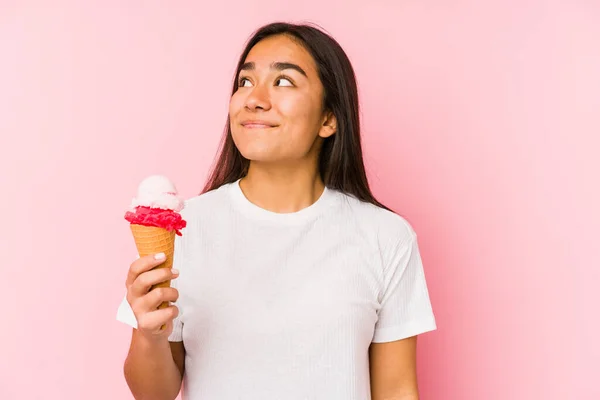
[117,179,436,399]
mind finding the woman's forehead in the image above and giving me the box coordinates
[243,36,317,75]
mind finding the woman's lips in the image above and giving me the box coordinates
[241,120,278,129]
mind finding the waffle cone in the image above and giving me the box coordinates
[130,224,176,310]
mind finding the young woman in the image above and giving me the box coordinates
[118,22,436,400]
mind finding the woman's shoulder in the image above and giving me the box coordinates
[337,191,417,244]
[180,182,234,219]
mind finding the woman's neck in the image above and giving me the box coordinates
[239,163,325,214]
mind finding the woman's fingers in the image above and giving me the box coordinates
[125,253,168,288]
[136,305,180,334]
[145,287,180,310]
[129,263,179,299]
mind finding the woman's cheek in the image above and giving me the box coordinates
[275,92,306,118]
[229,91,247,114]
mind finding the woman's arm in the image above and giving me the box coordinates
[124,329,184,400]
[369,336,419,400]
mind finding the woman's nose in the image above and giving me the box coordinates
[244,84,271,111]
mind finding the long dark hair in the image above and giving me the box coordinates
[201,22,392,212]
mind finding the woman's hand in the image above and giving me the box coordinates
[125,253,180,340]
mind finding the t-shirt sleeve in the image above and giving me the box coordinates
[372,232,437,343]
[115,234,185,343]
[116,292,138,328]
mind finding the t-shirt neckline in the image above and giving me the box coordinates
[228,178,336,224]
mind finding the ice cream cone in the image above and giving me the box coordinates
[125,175,187,332]
[130,224,176,310]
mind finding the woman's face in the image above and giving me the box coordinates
[229,34,336,165]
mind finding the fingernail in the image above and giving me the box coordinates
[154,253,166,260]
[171,269,179,275]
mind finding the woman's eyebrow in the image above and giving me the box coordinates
[240,61,307,77]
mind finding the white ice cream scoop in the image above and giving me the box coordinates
[130,175,185,212]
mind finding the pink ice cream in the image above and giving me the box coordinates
[124,175,187,235]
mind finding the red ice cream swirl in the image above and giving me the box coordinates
[124,206,187,236]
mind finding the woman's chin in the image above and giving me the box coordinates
[238,148,280,163]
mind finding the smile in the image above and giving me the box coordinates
[240,120,278,129]
[243,124,276,129]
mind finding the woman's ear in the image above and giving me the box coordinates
[319,110,337,138]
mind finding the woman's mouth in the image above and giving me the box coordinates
[241,120,278,129]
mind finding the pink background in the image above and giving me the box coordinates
[1,1,598,399]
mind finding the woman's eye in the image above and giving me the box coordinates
[238,77,292,87]
[239,78,252,87]
[276,77,293,87]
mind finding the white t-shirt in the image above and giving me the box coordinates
[117,179,436,399]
